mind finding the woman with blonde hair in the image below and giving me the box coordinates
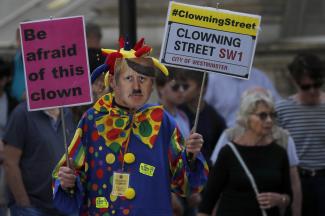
[198,89,292,216]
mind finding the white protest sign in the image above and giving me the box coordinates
[160,2,261,79]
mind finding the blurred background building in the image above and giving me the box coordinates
[0,0,324,96]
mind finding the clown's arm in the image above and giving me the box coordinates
[52,114,89,214]
[169,127,209,197]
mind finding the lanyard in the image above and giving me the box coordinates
[120,113,135,171]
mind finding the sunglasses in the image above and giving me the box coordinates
[299,81,323,91]
[171,83,189,91]
[253,112,277,121]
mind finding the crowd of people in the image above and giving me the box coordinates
[0,21,324,216]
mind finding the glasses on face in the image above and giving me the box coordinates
[252,112,277,121]
[170,83,189,92]
[299,81,323,91]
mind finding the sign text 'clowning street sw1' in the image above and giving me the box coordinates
[160,1,261,79]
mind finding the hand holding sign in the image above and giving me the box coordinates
[20,17,93,190]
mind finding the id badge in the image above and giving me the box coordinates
[111,172,130,196]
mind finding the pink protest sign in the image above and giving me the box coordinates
[20,16,92,111]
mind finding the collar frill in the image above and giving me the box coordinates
[93,93,164,152]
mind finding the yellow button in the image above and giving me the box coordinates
[110,193,117,202]
[106,153,115,164]
[124,187,136,200]
[124,153,135,164]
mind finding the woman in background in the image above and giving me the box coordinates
[198,90,292,216]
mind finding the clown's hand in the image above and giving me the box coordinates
[185,133,204,159]
[58,158,76,190]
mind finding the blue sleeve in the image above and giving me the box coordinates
[53,177,83,214]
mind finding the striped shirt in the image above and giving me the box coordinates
[276,98,325,170]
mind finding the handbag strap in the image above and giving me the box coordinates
[228,142,267,216]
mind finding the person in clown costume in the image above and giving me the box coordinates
[52,38,209,216]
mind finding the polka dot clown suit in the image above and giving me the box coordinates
[52,93,208,216]
[52,38,208,216]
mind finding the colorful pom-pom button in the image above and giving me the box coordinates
[124,187,135,200]
[106,153,115,164]
[124,153,135,164]
[110,193,117,202]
